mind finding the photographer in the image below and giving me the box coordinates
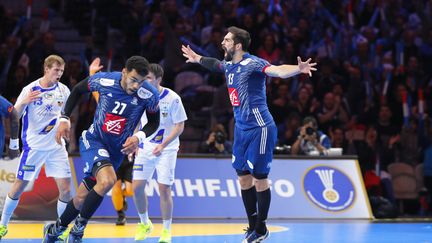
[198,124,232,154]
[291,116,331,155]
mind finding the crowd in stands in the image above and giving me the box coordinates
[2,0,432,215]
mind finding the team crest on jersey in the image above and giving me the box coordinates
[160,102,169,117]
[237,66,241,73]
[100,78,115,86]
[137,87,153,99]
[44,93,54,100]
[103,113,127,135]
[131,97,138,105]
[228,88,240,106]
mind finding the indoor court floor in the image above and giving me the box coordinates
[1,219,432,242]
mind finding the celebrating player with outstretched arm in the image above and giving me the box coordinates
[43,56,160,243]
[182,26,317,243]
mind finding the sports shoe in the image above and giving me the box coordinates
[65,230,83,243]
[242,230,269,243]
[0,224,7,240]
[243,227,254,241]
[158,228,171,243]
[65,219,86,243]
[116,210,126,226]
[134,220,153,240]
[58,227,70,241]
[42,223,66,243]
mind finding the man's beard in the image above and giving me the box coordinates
[224,49,234,61]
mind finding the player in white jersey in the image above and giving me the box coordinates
[182,27,316,242]
[0,55,72,240]
[133,63,187,243]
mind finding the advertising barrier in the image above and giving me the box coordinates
[1,155,372,219]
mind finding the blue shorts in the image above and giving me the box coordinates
[232,124,277,176]
[79,130,124,177]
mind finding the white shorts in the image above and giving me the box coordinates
[133,148,178,185]
[16,147,71,181]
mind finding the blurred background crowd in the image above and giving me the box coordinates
[1,0,432,216]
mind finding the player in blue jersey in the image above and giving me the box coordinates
[182,26,317,242]
[0,95,20,160]
[42,56,160,243]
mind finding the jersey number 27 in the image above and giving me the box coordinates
[112,101,127,115]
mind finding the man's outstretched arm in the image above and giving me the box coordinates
[181,45,223,72]
[264,56,317,79]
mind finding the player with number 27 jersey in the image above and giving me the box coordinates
[82,72,159,172]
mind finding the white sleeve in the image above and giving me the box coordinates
[170,96,187,124]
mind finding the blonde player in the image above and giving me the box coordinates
[133,63,187,243]
[0,55,72,240]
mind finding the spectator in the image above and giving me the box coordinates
[317,92,349,133]
[291,116,331,155]
[198,124,232,154]
[329,126,356,155]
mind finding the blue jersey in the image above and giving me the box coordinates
[86,72,159,153]
[0,95,13,157]
[221,53,274,130]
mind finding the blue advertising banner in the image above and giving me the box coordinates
[71,156,372,219]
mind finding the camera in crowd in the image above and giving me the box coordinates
[215,131,226,144]
[305,126,316,136]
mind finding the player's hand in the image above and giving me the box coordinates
[181,45,202,64]
[152,144,164,156]
[56,121,71,145]
[8,148,20,159]
[121,136,139,155]
[89,57,104,75]
[297,56,317,77]
[23,90,41,105]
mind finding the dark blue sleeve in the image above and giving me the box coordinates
[139,81,160,113]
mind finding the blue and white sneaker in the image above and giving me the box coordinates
[42,223,66,243]
[65,223,85,243]
[243,227,254,241]
[242,230,270,243]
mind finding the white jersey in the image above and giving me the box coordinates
[140,87,187,151]
[15,79,70,150]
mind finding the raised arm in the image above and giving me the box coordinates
[265,56,317,79]
[181,45,223,72]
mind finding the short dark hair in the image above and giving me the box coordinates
[227,26,251,51]
[148,63,164,79]
[125,56,149,76]
[303,116,318,129]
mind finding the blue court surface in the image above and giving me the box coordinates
[2,219,432,242]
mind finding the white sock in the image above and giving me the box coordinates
[0,195,19,227]
[138,212,149,224]
[57,199,68,217]
[162,219,172,230]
